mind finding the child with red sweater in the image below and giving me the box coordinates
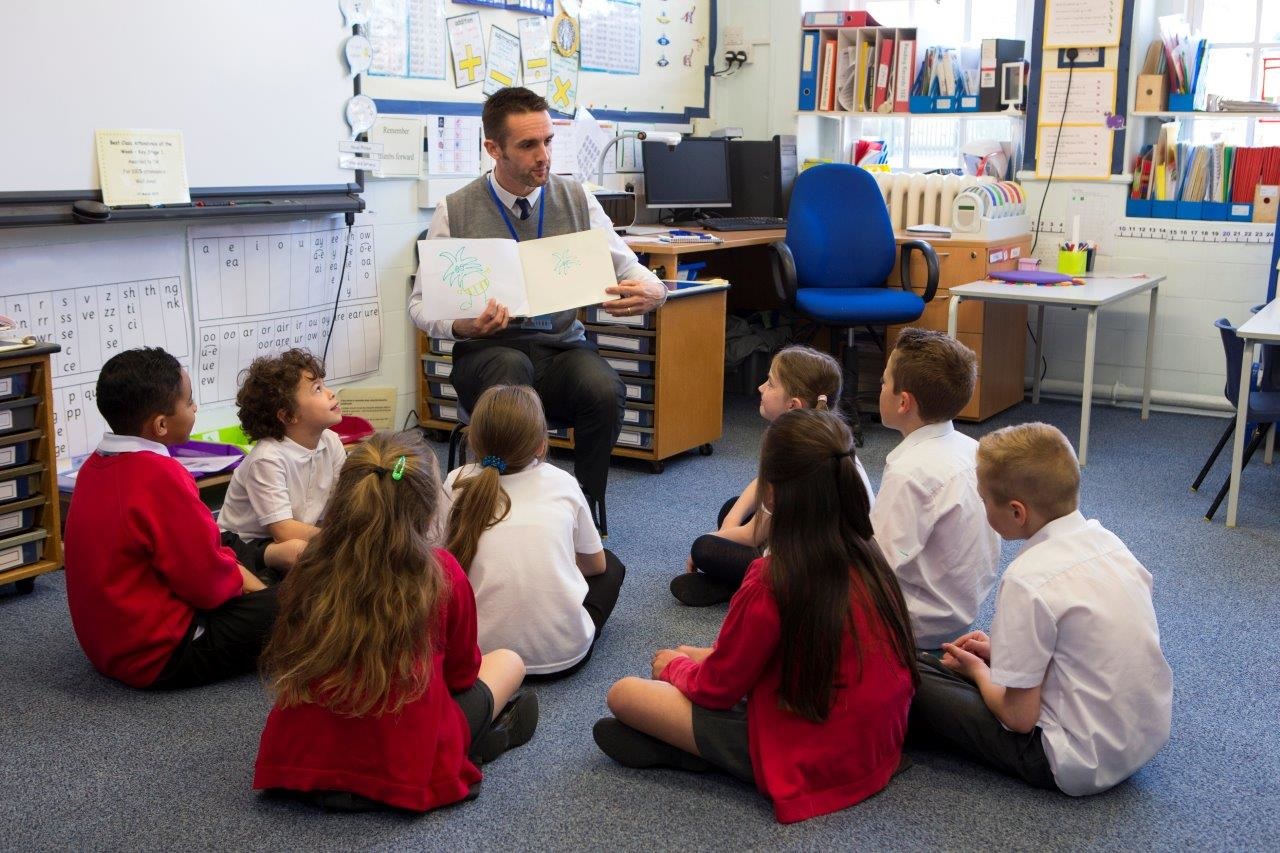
[64,347,281,689]
[594,409,918,823]
[254,431,536,813]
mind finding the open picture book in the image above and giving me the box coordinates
[416,229,617,320]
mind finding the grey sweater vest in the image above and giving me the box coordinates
[447,173,594,346]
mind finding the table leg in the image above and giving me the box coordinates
[1141,285,1158,420]
[1079,309,1098,467]
[1226,342,1255,527]
[1032,305,1045,405]
[946,294,960,338]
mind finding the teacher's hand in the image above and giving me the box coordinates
[452,298,510,338]
[604,279,667,317]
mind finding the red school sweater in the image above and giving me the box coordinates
[253,551,485,812]
[64,449,244,687]
[661,558,915,824]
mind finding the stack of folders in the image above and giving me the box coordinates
[909,46,977,113]
[1157,14,1208,111]
[1129,130,1280,222]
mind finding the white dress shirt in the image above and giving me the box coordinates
[990,510,1173,795]
[408,172,661,340]
[870,421,1001,649]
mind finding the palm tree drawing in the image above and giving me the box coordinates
[439,247,491,310]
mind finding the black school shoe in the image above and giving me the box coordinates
[669,572,736,607]
[592,717,711,773]
[471,689,539,765]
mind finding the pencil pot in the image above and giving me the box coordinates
[1057,250,1087,276]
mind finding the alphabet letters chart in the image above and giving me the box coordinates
[0,235,192,467]
[188,218,381,406]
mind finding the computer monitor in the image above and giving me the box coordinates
[642,137,732,209]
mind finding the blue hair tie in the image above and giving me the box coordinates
[481,454,507,474]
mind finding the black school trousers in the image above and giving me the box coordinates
[150,587,279,689]
[450,339,624,513]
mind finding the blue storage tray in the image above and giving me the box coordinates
[0,429,39,471]
[0,396,39,434]
[0,365,32,401]
[0,496,42,536]
[0,462,42,505]
[0,527,47,574]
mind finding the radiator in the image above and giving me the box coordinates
[872,172,1029,240]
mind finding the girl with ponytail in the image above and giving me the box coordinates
[595,409,918,824]
[444,385,625,678]
[254,431,536,813]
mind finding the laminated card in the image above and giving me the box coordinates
[417,228,615,320]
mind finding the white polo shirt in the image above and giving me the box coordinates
[990,510,1173,796]
[870,421,1000,649]
[217,430,346,541]
[441,459,602,674]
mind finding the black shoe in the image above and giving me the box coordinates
[670,572,735,607]
[592,717,711,773]
[472,690,539,765]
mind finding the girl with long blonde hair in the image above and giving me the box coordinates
[254,431,536,812]
[445,385,625,678]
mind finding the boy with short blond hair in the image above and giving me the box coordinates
[871,327,1000,650]
[909,422,1173,795]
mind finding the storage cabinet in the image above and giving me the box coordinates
[416,284,728,471]
[886,233,1031,421]
[0,345,63,594]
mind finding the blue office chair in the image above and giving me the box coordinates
[767,164,939,442]
[1192,318,1280,521]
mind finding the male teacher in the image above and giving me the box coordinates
[409,86,667,529]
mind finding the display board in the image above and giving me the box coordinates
[1,0,359,199]
[362,0,716,123]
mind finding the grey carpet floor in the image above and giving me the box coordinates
[2,392,1278,851]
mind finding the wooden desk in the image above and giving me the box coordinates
[1226,298,1280,527]
[946,274,1164,467]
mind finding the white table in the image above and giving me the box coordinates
[1226,298,1280,527]
[946,274,1165,467]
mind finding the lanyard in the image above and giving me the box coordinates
[487,179,545,241]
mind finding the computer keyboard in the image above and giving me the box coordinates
[699,216,788,232]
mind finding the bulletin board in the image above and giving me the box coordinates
[362,0,716,123]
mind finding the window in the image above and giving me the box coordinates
[1187,0,1280,144]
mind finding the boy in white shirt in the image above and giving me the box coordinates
[217,349,343,580]
[871,328,1000,649]
[909,422,1173,794]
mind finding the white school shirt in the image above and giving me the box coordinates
[217,430,345,541]
[870,421,1000,649]
[408,172,662,340]
[990,511,1173,796]
[441,459,602,674]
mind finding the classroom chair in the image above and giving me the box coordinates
[766,163,940,443]
[1192,318,1280,521]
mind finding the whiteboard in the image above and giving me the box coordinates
[362,0,715,123]
[2,0,358,198]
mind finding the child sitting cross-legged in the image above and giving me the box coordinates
[443,384,625,677]
[254,431,537,813]
[594,409,917,824]
[872,327,1001,650]
[217,348,343,580]
[64,347,281,689]
[908,423,1173,795]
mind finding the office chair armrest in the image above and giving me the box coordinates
[768,241,798,307]
[899,239,940,303]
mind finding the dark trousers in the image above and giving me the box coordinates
[451,340,624,510]
[220,531,278,584]
[150,587,280,689]
[529,548,626,680]
[907,653,1059,791]
[689,496,759,588]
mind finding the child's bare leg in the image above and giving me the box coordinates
[479,648,525,719]
[606,676,700,755]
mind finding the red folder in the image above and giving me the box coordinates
[873,37,895,111]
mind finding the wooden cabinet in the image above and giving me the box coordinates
[887,233,1031,421]
[0,346,63,594]
[415,285,728,470]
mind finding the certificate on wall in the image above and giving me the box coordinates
[484,26,523,95]
[447,11,486,87]
[95,129,190,207]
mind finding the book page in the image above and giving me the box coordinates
[517,229,616,316]
[416,237,527,319]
